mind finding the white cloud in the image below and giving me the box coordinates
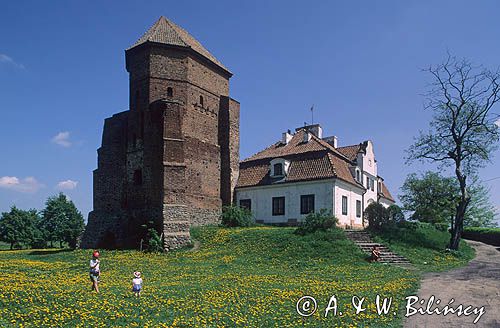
[0,53,25,69]
[51,131,72,147]
[56,180,78,190]
[495,118,500,128]
[0,176,43,193]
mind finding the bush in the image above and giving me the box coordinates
[365,203,391,232]
[145,228,164,253]
[434,222,449,232]
[221,205,253,227]
[139,221,164,253]
[295,209,338,235]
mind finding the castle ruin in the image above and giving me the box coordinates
[81,17,240,250]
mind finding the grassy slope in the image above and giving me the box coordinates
[0,241,10,250]
[371,224,475,272]
[0,226,419,328]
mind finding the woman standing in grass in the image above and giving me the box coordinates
[89,250,100,293]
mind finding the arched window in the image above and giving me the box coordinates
[199,95,204,106]
[167,87,173,97]
[356,170,360,182]
[273,163,283,176]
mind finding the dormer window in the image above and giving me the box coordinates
[199,95,204,107]
[270,158,290,178]
[355,169,361,182]
[274,163,283,176]
[167,87,173,97]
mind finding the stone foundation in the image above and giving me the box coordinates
[162,204,220,250]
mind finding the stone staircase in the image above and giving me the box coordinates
[345,230,412,267]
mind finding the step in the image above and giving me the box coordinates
[345,231,412,267]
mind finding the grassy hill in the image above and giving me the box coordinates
[0,225,469,327]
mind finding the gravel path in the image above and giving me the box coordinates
[404,241,500,328]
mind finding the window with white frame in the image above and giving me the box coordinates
[356,200,361,218]
[270,158,290,177]
[342,196,348,215]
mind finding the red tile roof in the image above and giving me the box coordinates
[378,181,395,202]
[237,130,364,189]
[337,144,362,162]
[128,16,229,73]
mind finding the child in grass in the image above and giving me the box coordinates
[132,271,143,297]
[89,250,100,293]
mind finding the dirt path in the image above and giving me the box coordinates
[404,241,500,328]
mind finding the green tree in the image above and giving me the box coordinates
[465,182,498,228]
[365,203,390,232]
[41,193,85,248]
[406,55,500,250]
[387,204,405,223]
[0,206,40,249]
[400,172,458,225]
[400,172,498,228]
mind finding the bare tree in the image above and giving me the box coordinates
[407,55,500,250]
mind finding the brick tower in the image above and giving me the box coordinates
[81,17,240,250]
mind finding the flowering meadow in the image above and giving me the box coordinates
[0,226,420,327]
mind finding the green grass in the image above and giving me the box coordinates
[0,241,12,250]
[0,226,420,328]
[371,223,475,272]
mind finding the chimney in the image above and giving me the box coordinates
[295,124,322,138]
[323,135,338,148]
[310,125,322,138]
[303,131,312,143]
[282,130,293,144]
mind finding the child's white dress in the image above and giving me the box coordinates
[132,277,142,292]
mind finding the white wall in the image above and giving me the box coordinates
[235,180,334,224]
[333,179,365,227]
[357,140,380,209]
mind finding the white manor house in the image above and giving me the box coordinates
[235,124,394,228]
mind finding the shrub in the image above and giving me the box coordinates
[139,221,164,253]
[221,205,253,227]
[365,203,391,232]
[145,228,164,253]
[434,222,449,232]
[295,209,338,235]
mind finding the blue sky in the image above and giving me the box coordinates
[1,1,499,223]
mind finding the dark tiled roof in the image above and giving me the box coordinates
[237,130,364,189]
[379,181,395,202]
[128,16,229,72]
[337,144,362,162]
[243,130,350,163]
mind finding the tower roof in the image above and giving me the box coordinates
[128,16,229,73]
